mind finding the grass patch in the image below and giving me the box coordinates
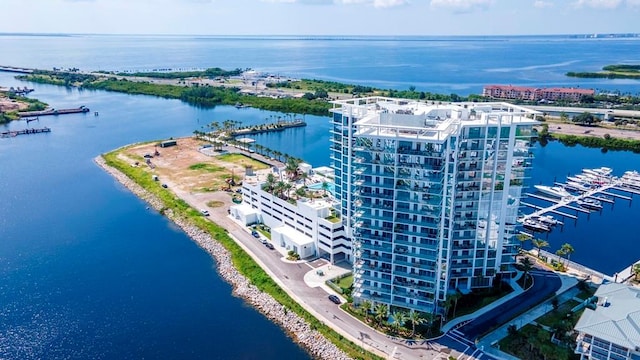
[499,323,577,360]
[188,163,226,172]
[451,282,513,319]
[217,153,270,170]
[575,288,596,300]
[102,148,381,360]
[536,300,581,328]
[335,275,353,290]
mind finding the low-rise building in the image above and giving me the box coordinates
[229,168,351,264]
[483,85,595,102]
[574,283,640,360]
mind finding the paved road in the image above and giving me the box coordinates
[456,269,562,341]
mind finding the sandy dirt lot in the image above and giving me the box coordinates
[540,122,640,141]
[116,137,273,214]
[0,96,28,112]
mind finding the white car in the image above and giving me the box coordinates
[200,209,210,216]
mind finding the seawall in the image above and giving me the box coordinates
[94,155,351,360]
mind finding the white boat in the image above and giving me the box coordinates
[522,219,551,232]
[583,167,613,177]
[534,185,572,198]
[565,181,591,192]
[577,198,602,210]
[531,214,562,227]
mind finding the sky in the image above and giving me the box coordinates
[1,0,639,36]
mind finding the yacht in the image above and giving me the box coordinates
[522,218,551,232]
[577,198,602,210]
[565,181,591,193]
[534,185,572,198]
[531,214,562,227]
[583,167,613,177]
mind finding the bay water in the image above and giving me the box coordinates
[1,35,640,359]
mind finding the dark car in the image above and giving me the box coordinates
[251,230,260,238]
[161,183,168,188]
[264,242,275,250]
[328,295,341,305]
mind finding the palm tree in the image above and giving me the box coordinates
[374,303,388,327]
[445,291,462,320]
[285,157,300,180]
[262,173,276,193]
[300,172,309,187]
[560,243,575,264]
[633,263,640,282]
[532,238,549,257]
[390,310,407,335]
[361,300,372,323]
[516,233,532,249]
[321,181,330,196]
[519,256,535,289]
[275,180,287,198]
[283,182,293,199]
[407,310,426,337]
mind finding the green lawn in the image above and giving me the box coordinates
[188,163,226,172]
[217,153,270,170]
[335,274,353,290]
[536,299,581,327]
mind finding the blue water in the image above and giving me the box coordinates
[1,35,640,359]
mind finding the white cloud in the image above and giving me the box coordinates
[429,0,493,12]
[533,0,554,8]
[261,0,407,6]
[571,0,622,9]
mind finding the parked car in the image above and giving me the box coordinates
[251,230,260,238]
[161,183,168,188]
[328,295,341,305]
[264,242,274,250]
[200,209,210,216]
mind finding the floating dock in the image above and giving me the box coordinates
[520,167,637,233]
[0,65,34,74]
[1,127,51,138]
[18,106,90,118]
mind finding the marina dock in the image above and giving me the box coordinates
[18,106,90,118]
[229,120,306,137]
[1,127,51,138]
[0,65,34,74]
[519,167,638,234]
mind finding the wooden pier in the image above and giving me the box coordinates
[18,106,90,118]
[1,127,51,138]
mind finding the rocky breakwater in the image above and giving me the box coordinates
[95,156,352,360]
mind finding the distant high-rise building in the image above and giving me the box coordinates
[329,97,540,315]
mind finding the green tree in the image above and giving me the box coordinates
[360,300,372,323]
[445,291,462,320]
[374,303,388,326]
[407,310,426,337]
[519,257,535,289]
[322,181,330,196]
[633,263,640,281]
[560,243,575,264]
[532,238,549,257]
[390,310,408,334]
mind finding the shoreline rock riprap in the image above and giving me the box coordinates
[95,156,352,360]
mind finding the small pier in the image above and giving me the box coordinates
[0,65,34,74]
[18,106,90,118]
[520,167,638,233]
[1,127,51,138]
[229,120,306,137]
